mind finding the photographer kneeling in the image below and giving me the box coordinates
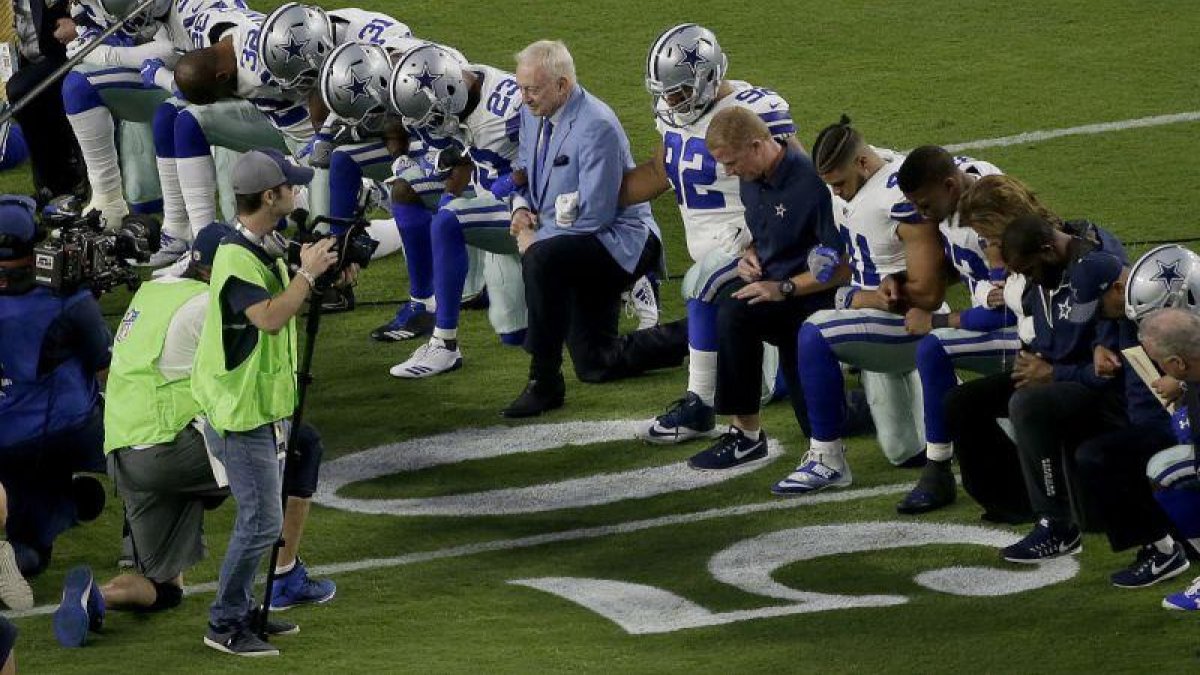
[0,196,108,594]
[53,223,335,648]
[192,150,350,657]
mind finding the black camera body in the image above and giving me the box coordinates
[290,214,379,289]
[33,210,154,295]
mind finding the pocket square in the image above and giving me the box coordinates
[553,155,570,167]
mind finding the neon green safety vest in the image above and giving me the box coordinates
[103,278,208,452]
[192,243,297,434]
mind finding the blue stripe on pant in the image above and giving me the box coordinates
[432,197,511,331]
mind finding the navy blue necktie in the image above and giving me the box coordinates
[533,119,553,207]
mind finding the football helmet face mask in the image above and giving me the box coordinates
[389,45,468,139]
[1126,244,1200,321]
[319,42,393,134]
[259,3,335,90]
[645,23,728,127]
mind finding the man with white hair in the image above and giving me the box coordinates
[502,40,686,417]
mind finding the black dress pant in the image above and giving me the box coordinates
[1074,423,1177,551]
[713,282,835,437]
[6,58,85,196]
[945,373,1033,521]
[522,232,687,383]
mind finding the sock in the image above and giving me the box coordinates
[174,110,217,237]
[734,422,760,437]
[328,150,362,227]
[687,348,717,406]
[391,202,434,299]
[412,295,435,311]
[433,327,458,341]
[916,334,958,447]
[68,107,123,204]
[796,322,846,442]
[153,114,189,243]
[926,442,954,463]
[275,559,296,575]
[1154,487,1200,542]
[1153,535,1177,555]
[431,207,469,332]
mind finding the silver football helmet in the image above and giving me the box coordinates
[645,23,728,127]
[1125,244,1200,321]
[259,3,335,90]
[389,45,468,138]
[319,42,392,134]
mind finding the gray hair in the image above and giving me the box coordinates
[515,40,576,83]
[1139,308,1200,361]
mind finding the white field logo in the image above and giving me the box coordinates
[315,420,1079,633]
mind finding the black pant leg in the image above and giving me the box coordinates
[1074,424,1177,551]
[522,235,585,379]
[6,59,84,196]
[946,373,1033,520]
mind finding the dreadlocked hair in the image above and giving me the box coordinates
[811,114,862,174]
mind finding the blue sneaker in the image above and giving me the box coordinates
[54,565,103,647]
[771,449,852,496]
[1111,542,1189,589]
[1001,518,1082,564]
[687,427,767,470]
[370,301,434,342]
[269,560,336,611]
[638,392,718,445]
[1163,575,1200,610]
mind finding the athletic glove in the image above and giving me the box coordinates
[308,133,334,169]
[140,58,165,88]
[489,173,516,200]
[806,245,841,284]
[834,285,859,309]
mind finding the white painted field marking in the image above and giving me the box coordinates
[512,521,1077,634]
[3,482,913,620]
[312,420,782,516]
[941,111,1200,152]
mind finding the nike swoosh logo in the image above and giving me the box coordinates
[1151,556,1178,576]
[769,102,781,109]
[733,443,762,459]
[647,427,678,438]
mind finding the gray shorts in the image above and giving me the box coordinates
[108,426,229,582]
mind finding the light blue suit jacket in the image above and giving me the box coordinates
[516,85,659,273]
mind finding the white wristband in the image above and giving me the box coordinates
[296,268,317,288]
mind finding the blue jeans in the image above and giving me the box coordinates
[203,422,284,631]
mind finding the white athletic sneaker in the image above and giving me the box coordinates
[0,540,33,610]
[389,338,463,379]
[146,234,190,267]
[623,275,659,330]
[151,250,192,279]
[771,449,852,496]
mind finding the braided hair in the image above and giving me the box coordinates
[811,115,862,174]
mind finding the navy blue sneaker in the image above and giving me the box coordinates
[1111,542,1190,589]
[1001,518,1082,564]
[370,301,434,342]
[687,427,767,470]
[269,560,336,611]
[638,392,718,445]
[54,565,104,647]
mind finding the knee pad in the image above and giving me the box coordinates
[62,71,103,114]
[148,579,184,611]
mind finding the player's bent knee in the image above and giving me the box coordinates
[62,71,103,115]
[173,110,210,158]
[915,333,947,366]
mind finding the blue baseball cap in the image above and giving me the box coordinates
[191,222,235,267]
[231,149,313,194]
[1066,251,1125,323]
[0,195,37,260]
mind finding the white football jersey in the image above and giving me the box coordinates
[169,0,246,51]
[939,155,1004,307]
[653,80,795,262]
[191,7,312,140]
[329,8,412,46]
[456,66,521,192]
[840,148,912,291]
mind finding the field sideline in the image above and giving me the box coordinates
[3,0,1200,672]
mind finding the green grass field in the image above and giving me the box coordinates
[6,0,1200,671]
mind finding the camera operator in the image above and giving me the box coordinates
[191,150,351,657]
[53,223,335,648]
[0,195,108,580]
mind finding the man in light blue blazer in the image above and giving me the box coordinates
[504,40,686,418]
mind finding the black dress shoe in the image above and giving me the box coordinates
[501,377,565,418]
[896,458,956,515]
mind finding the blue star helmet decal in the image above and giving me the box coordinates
[1152,260,1184,291]
[414,64,443,91]
[341,72,371,105]
[675,40,709,75]
[278,31,310,63]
